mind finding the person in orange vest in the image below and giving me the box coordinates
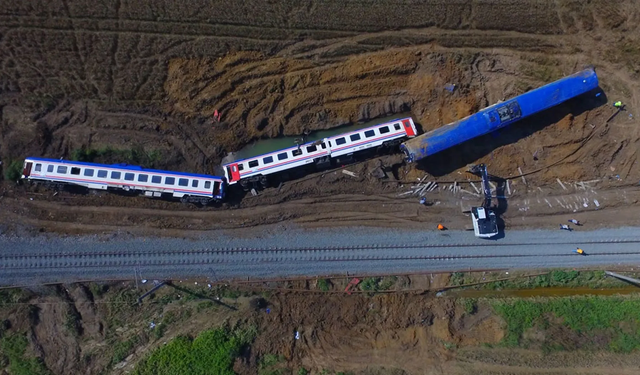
[437,224,446,231]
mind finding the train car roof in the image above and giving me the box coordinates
[222,117,412,165]
[25,157,224,180]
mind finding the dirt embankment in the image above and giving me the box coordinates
[4,276,640,375]
[1,0,640,234]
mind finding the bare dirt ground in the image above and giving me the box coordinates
[1,2,640,373]
[1,0,640,236]
[4,276,640,375]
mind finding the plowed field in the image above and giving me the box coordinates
[1,0,639,234]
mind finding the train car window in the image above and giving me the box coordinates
[320,142,327,149]
[178,178,188,186]
[335,137,346,145]
[71,167,81,175]
[138,174,148,182]
[97,170,108,178]
[124,173,135,181]
[364,130,375,138]
[394,123,401,130]
[277,152,288,161]
[292,149,302,156]
[248,160,259,168]
[237,164,244,171]
[47,165,54,172]
[379,126,390,134]
[84,169,94,177]
[204,181,212,189]
[152,176,162,183]
[35,164,42,172]
[165,177,175,185]
[57,166,68,174]
[111,171,121,179]
[192,180,199,188]
[350,133,361,142]
[306,145,317,153]
[263,156,273,164]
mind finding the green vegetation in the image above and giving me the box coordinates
[451,270,620,290]
[298,368,309,375]
[0,334,51,375]
[133,327,256,375]
[70,146,161,168]
[493,295,640,352]
[3,160,23,182]
[463,298,477,314]
[317,279,330,292]
[112,336,140,364]
[259,354,286,375]
[360,276,397,292]
[0,289,30,307]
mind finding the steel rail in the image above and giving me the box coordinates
[3,251,640,269]
[2,238,640,258]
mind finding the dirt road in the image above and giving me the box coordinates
[1,0,639,235]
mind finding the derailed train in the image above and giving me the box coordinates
[21,68,598,204]
[21,117,417,203]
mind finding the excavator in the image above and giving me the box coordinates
[468,164,499,238]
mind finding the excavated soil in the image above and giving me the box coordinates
[1,0,640,235]
[4,279,640,375]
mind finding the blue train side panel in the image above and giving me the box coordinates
[400,68,599,162]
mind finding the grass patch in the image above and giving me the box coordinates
[493,295,640,352]
[453,270,620,290]
[463,298,477,314]
[111,336,140,364]
[3,160,23,182]
[359,276,397,292]
[259,354,286,375]
[317,279,330,292]
[0,334,51,375]
[133,327,255,375]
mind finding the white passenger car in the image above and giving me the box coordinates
[21,157,225,203]
[222,117,417,189]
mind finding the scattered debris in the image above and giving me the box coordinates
[444,83,456,93]
[518,167,526,185]
[370,167,387,179]
[342,169,358,178]
[459,189,480,197]
[506,180,511,195]
[533,150,539,161]
[251,188,258,196]
[469,181,480,194]
[556,178,567,190]
[605,271,640,287]
[295,331,300,340]
[594,199,600,207]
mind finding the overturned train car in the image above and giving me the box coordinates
[400,68,599,163]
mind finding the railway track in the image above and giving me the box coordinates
[3,239,640,269]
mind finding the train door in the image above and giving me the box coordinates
[226,164,241,183]
[22,161,32,178]
[402,119,416,137]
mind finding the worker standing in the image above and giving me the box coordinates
[437,224,446,231]
[614,101,624,108]
[560,224,572,231]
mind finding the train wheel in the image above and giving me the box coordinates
[240,179,250,192]
[259,175,268,189]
